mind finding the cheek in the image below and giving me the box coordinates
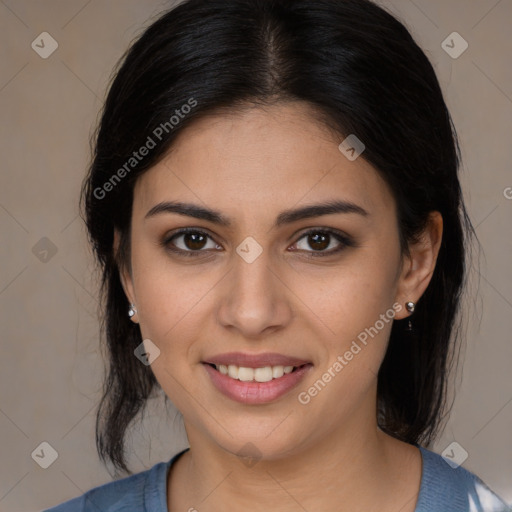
[290,258,398,344]
[130,255,212,413]
[288,257,400,406]
[295,277,397,420]
[132,244,215,362]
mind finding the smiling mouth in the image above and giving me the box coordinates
[204,363,310,383]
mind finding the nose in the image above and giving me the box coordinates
[216,248,293,339]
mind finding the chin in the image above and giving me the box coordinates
[206,421,311,463]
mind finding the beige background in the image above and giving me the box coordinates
[0,1,511,510]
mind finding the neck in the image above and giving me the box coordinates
[168,404,421,512]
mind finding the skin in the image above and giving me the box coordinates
[114,101,443,512]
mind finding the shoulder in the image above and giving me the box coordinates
[415,445,511,512]
[42,462,168,512]
[42,450,188,512]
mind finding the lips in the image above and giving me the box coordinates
[201,352,313,404]
[203,352,311,368]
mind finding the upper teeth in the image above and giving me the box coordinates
[215,364,296,382]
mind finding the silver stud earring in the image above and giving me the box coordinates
[405,301,415,331]
[128,303,137,318]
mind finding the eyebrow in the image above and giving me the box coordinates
[144,199,369,228]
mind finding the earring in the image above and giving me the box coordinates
[128,303,137,318]
[405,301,415,331]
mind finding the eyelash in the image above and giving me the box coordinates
[161,227,356,259]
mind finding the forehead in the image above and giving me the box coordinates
[133,102,395,225]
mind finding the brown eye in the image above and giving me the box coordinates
[306,232,330,251]
[182,232,208,250]
[290,228,356,258]
[294,230,345,253]
[163,229,221,256]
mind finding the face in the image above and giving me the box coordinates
[117,102,429,460]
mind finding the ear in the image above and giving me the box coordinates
[393,211,443,320]
[113,228,136,308]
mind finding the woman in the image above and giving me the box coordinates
[45,0,510,510]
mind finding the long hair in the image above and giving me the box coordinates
[81,0,478,474]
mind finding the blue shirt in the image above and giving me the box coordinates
[44,445,511,511]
